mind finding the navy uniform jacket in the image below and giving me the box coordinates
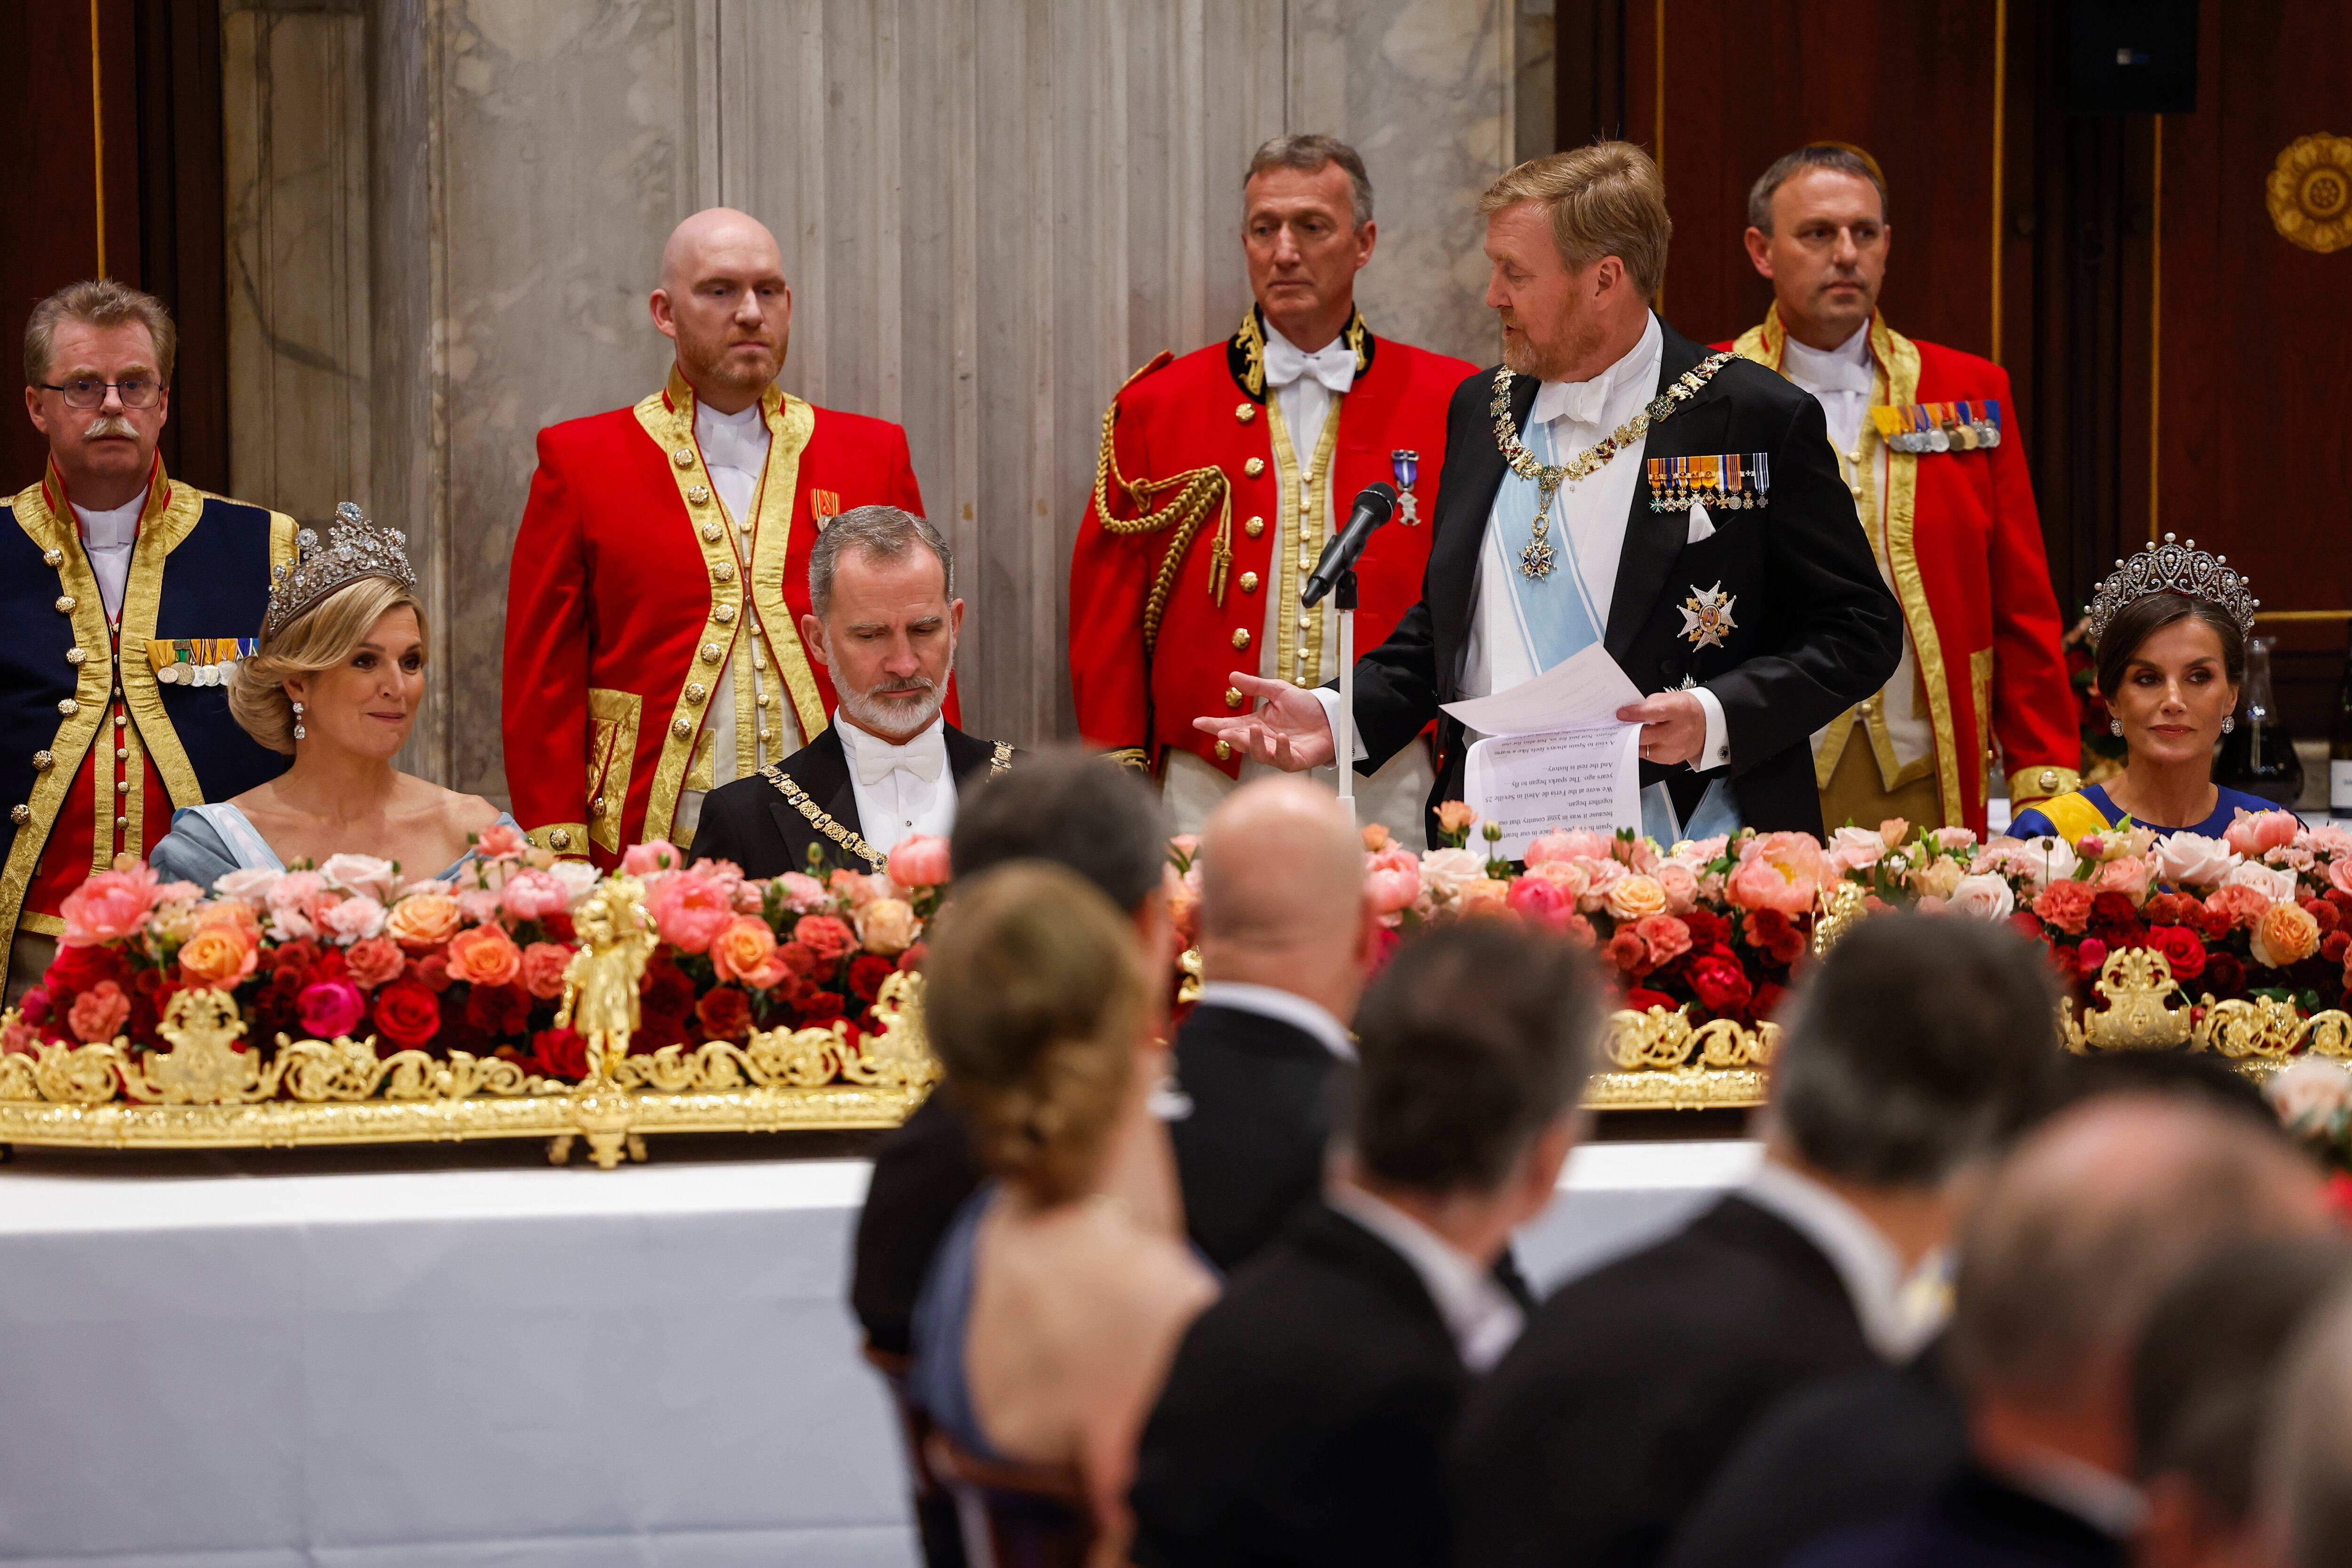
[1,462,293,951]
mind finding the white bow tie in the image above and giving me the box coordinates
[1530,375,1611,428]
[850,729,946,787]
[1262,333,1357,396]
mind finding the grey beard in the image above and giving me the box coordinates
[838,673,946,739]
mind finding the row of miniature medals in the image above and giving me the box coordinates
[1873,398,2003,453]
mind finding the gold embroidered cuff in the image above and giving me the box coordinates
[2009,765,2081,805]
[1102,747,1151,773]
[526,822,591,857]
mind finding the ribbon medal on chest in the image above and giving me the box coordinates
[1873,398,2003,455]
[1391,449,1421,526]
[1678,582,1737,650]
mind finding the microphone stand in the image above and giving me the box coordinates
[1335,565,1357,819]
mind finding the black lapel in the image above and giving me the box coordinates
[766,724,861,844]
[1429,367,1530,668]
[1295,1205,1462,1362]
[941,723,998,786]
[1603,321,1735,663]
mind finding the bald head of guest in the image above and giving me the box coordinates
[1196,776,1379,1026]
[1949,1093,2329,1487]
[650,206,793,414]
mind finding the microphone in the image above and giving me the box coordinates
[1300,483,1398,607]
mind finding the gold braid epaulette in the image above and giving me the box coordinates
[1089,358,1235,653]
[759,765,887,872]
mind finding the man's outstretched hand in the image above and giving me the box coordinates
[1191,672,1338,771]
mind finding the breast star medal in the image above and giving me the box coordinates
[1679,582,1737,649]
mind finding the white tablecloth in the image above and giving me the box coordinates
[0,1139,1757,1568]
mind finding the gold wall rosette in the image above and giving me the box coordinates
[2267,134,2352,254]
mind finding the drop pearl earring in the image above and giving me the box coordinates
[293,700,307,742]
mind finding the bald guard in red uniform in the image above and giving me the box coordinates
[1726,146,2075,836]
[503,208,928,864]
[1069,135,1474,847]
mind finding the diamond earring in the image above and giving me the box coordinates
[293,700,307,742]
[2109,718,2123,737]
[2221,715,2236,734]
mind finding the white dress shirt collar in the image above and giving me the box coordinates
[835,712,948,784]
[72,495,144,621]
[1327,1181,1525,1372]
[1779,318,1875,394]
[694,397,770,474]
[1261,319,1358,396]
[1742,1158,1945,1362]
[834,713,957,855]
[1193,980,1355,1061]
[1528,310,1664,428]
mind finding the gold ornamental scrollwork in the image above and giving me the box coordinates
[2267,134,2352,254]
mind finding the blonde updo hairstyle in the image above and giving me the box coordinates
[229,576,428,755]
[922,861,1150,1206]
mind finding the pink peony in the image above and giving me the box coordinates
[648,871,735,954]
[475,822,529,861]
[297,980,366,1040]
[1506,875,1572,927]
[318,893,388,942]
[2225,808,2302,858]
[1526,829,1613,865]
[1725,832,1827,915]
[1524,858,1590,902]
[1364,847,1422,919]
[519,941,576,1000]
[886,834,953,889]
[345,937,405,990]
[67,980,131,1043]
[58,864,166,946]
[620,840,684,877]
[498,868,571,924]
[2032,879,2097,935]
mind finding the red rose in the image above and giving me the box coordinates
[776,941,821,978]
[270,938,320,976]
[463,982,532,1038]
[1624,986,1678,1014]
[372,980,442,1050]
[2075,937,2110,978]
[847,953,897,1002]
[2203,953,2247,999]
[797,989,846,1024]
[539,910,577,945]
[525,1026,588,1081]
[694,986,753,1042]
[1687,950,1754,1016]
[1683,910,1731,949]
[636,958,696,1046]
[2147,924,2206,981]
[44,941,124,997]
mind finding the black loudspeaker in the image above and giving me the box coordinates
[2058,0,2200,113]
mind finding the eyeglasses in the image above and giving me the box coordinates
[38,378,163,410]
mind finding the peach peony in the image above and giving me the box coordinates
[2251,900,2322,968]
[858,898,922,956]
[1604,873,1668,921]
[708,916,786,986]
[2225,808,2302,858]
[385,892,464,950]
[648,871,734,954]
[519,941,576,1000]
[1725,833,1826,915]
[59,864,166,946]
[67,980,131,1043]
[445,925,524,988]
[886,834,954,888]
[179,922,259,987]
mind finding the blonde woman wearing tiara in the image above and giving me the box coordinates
[149,505,514,888]
[2009,535,2289,843]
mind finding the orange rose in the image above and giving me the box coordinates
[178,923,259,988]
[445,925,524,988]
[709,916,786,987]
[384,892,465,950]
[2251,900,2322,968]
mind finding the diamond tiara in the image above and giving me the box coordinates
[262,501,421,640]
[2083,532,2259,645]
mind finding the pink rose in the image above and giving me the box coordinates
[2225,808,2302,858]
[2225,861,2300,905]
[499,868,571,924]
[345,937,405,990]
[1827,825,1889,873]
[858,898,922,956]
[1365,847,1423,919]
[1949,873,2017,922]
[213,866,282,903]
[520,941,576,1000]
[1506,875,1572,927]
[1524,858,1591,903]
[59,864,166,946]
[297,980,366,1040]
[776,872,830,913]
[648,871,735,954]
[1575,856,1627,913]
[475,822,529,862]
[831,870,885,911]
[886,834,954,889]
[1526,829,1613,865]
[1654,861,1699,914]
[1915,894,1950,915]
[2331,857,2352,900]
[620,840,684,877]
[319,853,398,899]
[444,924,524,988]
[2091,856,2151,905]
[1631,913,1692,969]
[793,914,858,964]
[2152,832,2241,889]
[67,980,131,1043]
[2032,879,2097,935]
[318,893,388,942]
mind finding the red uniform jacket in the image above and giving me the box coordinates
[1727,309,2077,833]
[1069,307,1475,775]
[502,368,929,864]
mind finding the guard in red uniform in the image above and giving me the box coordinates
[4,281,292,996]
[1727,145,2076,836]
[502,207,931,864]
[1069,135,1475,846]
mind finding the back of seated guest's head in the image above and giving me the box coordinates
[1764,914,2062,1194]
[952,745,1170,928]
[1345,921,1601,1240]
[2258,1283,2352,1568]
[1949,1094,2328,1477]
[923,861,1151,1206]
[1196,776,1375,1017]
[2134,1236,2352,1568]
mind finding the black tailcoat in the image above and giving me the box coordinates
[689,721,1012,878]
[1448,1195,1878,1568]
[1165,1001,1345,1274]
[1347,320,1902,839]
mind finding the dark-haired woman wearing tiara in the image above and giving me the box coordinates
[149,506,514,888]
[2010,536,2290,844]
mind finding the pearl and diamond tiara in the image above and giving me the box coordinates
[2083,532,2259,646]
[262,501,419,640]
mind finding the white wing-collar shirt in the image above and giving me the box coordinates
[73,495,143,621]
[1327,1181,1525,1372]
[835,712,956,853]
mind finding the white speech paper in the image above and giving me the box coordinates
[1442,644,1649,858]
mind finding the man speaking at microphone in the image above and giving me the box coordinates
[1196,143,1900,843]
